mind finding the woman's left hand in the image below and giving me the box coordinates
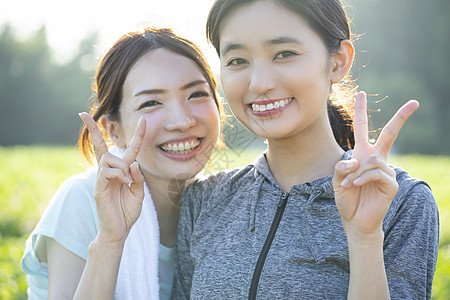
[332,91,419,240]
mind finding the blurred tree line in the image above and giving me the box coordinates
[0,24,97,146]
[349,0,450,154]
[0,0,449,154]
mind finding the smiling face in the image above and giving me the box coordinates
[112,48,220,182]
[219,0,336,142]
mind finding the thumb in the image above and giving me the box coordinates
[129,161,145,200]
[333,159,359,189]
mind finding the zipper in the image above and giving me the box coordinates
[248,192,289,300]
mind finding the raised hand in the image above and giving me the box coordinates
[79,113,146,246]
[332,91,419,238]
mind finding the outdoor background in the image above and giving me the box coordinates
[0,0,449,298]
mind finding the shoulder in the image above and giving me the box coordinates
[35,165,97,211]
[190,164,255,191]
[384,164,438,232]
[187,164,256,198]
[45,166,97,208]
[183,164,257,212]
[393,165,436,209]
[45,165,99,228]
[58,166,97,193]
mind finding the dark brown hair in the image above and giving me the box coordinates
[79,27,221,163]
[207,0,355,150]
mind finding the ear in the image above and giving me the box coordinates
[330,40,355,83]
[99,115,127,148]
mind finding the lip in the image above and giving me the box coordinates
[248,97,294,117]
[157,137,203,161]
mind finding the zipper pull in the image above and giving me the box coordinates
[277,192,289,208]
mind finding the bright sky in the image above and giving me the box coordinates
[0,0,220,70]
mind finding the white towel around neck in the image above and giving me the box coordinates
[110,146,160,299]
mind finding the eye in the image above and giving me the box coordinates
[189,91,210,100]
[274,51,298,60]
[226,58,248,66]
[138,100,161,110]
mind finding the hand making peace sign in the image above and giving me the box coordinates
[79,113,147,246]
[332,91,419,239]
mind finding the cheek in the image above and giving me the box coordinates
[282,63,329,96]
[280,63,313,84]
[135,113,165,169]
[220,70,248,106]
[196,102,221,131]
[141,112,166,142]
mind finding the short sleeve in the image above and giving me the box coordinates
[21,167,99,281]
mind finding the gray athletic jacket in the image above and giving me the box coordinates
[172,151,439,299]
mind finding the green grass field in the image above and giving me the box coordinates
[0,146,449,299]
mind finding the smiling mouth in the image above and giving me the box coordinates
[250,97,294,112]
[159,138,201,154]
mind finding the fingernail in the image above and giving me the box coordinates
[131,161,141,174]
[345,161,354,170]
[126,174,133,182]
[341,178,351,188]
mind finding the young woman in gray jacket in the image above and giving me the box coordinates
[172,0,439,299]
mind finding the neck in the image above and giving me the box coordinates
[266,124,344,193]
[142,171,189,248]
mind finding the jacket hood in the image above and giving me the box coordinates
[251,149,353,198]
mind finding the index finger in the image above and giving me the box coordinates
[79,112,109,163]
[122,117,146,165]
[375,100,419,157]
[353,91,369,146]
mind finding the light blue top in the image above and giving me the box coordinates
[21,167,98,299]
[159,244,175,300]
[21,166,174,299]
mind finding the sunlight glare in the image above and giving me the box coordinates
[0,0,219,70]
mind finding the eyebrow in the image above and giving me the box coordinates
[133,80,208,98]
[264,36,304,46]
[220,43,247,57]
[220,36,304,57]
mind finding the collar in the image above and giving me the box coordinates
[252,149,353,198]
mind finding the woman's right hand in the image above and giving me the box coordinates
[79,113,146,247]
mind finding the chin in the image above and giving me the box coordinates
[167,167,201,182]
[248,126,283,140]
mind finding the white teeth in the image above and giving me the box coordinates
[160,139,200,154]
[251,98,292,112]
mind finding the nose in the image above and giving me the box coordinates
[249,61,277,96]
[164,102,197,132]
